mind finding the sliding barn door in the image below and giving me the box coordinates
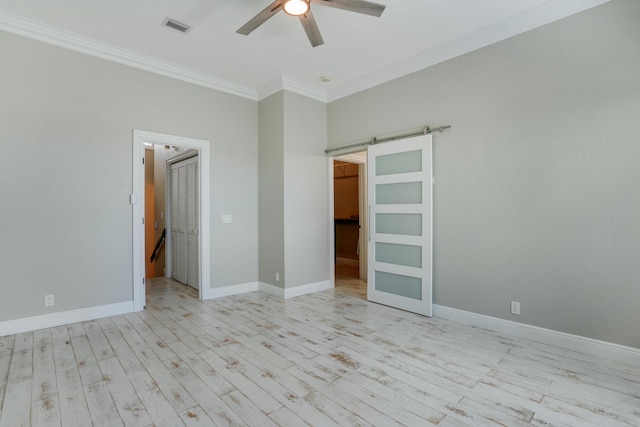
[170,156,199,290]
[367,134,433,316]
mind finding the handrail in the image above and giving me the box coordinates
[150,228,166,262]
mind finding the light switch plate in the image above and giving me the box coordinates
[221,214,233,224]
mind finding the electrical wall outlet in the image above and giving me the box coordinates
[510,301,520,315]
[45,294,54,307]
[275,272,280,282]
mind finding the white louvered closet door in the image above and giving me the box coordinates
[170,156,199,289]
[185,160,199,290]
[170,165,184,283]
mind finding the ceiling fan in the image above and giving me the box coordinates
[236,0,386,47]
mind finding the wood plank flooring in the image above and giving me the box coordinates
[334,258,366,299]
[1,275,639,426]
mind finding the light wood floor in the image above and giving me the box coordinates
[1,276,639,426]
[335,258,366,299]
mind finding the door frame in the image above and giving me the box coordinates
[132,130,211,311]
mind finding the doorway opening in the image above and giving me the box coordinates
[332,151,367,298]
[132,130,211,311]
[329,133,434,315]
[146,146,201,290]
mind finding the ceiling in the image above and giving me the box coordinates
[0,0,607,102]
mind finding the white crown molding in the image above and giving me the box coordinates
[433,304,640,366]
[280,75,327,103]
[327,0,611,102]
[257,75,327,102]
[0,301,133,337]
[256,76,285,101]
[0,0,610,104]
[0,11,258,101]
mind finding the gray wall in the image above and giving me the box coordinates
[258,92,286,287]
[0,31,259,321]
[258,91,330,289]
[327,0,640,348]
[283,92,329,288]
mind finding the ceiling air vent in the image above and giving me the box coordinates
[163,17,192,34]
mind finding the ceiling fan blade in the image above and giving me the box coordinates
[236,0,283,35]
[312,0,385,17]
[299,11,324,47]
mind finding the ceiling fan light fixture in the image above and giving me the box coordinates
[283,0,310,16]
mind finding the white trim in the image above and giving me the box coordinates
[259,280,333,299]
[164,160,173,280]
[132,136,145,311]
[0,11,257,101]
[209,282,260,299]
[257,75,326,102]
[328,157,336,291]
[0,1,609,104]
[433,304,640,366]
[280,75,326,102]
[284,280,333,299]
[258,282,285,299]
[0,302,133,337]
[327,0,611,101]
[358,163,368,281]
[132,130,212,309]
[207,280,333,300]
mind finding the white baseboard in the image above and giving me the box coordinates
[433,304,640,366]
[207,282,259,299]
[258,282,285,298]
[259,280,333,299]
[207,280,333,301]
[0,301,134,337]
[283,280,333,299]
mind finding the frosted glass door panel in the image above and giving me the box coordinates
[376,213,422,236]
[375,150,422,175]
[375,271,422,300]
[376,182,422,204]
[376,242,422,268]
